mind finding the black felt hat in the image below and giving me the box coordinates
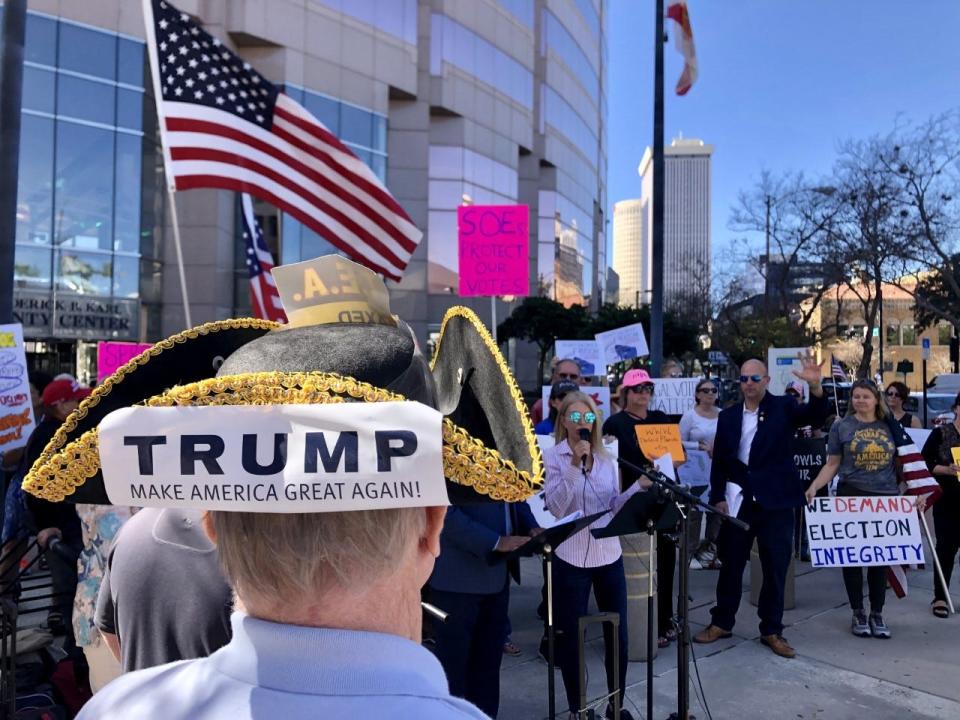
[23,257,541,507]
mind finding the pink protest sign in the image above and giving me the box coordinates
[457,205,529,297]
[97,341,153,383]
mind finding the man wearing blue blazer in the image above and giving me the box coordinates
[694,356,826,658]
[428,501,540,718]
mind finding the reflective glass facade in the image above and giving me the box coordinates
[13,11,161,341]
[278,85,388,266]
[313,0,417,45]
[429,14,534,109]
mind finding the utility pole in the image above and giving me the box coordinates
[763,194,772,344]
[650,0,665,377]
[0,0,27,323]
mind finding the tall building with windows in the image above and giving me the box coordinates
[611,198,642,307]
[637,137,712,308]
[12,1,607,382]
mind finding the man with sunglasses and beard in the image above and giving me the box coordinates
[694,356,827,658]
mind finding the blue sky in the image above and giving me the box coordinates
[606,0,960,267]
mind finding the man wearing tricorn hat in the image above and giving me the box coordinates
[24,256,543,719]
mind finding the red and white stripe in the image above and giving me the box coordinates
[886,438,942,598]
[666,1,697,96]
[163,96,420,281]
[240,193,286,323]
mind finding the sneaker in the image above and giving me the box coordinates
[869,613,891,639]
[689,556,704,570]
[694,543,717,565]
[851,610,870,637]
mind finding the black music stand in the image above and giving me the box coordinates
[592,487,681,720]
[597,461,749,720]
[497,510,609,720]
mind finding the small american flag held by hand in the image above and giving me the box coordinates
[241,194,286,323]
[885,414,942,597]
[144,0,421,281]
[830,355,848,382]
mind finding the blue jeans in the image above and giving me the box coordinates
[553,556,628,714]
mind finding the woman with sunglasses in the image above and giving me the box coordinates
[680,379,721,568]
[601,368,677,649]
[806,379,923,638]
[544,392,633,720]
[884,381,921,429]
[921,392,960,619]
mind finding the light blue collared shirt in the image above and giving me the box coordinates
[79,612,491,719]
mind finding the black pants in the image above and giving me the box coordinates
[711,502,794,637]
[657,531,676,637]
[429,583,509,718]
[842,566,887,612]
[553,556,628,714]
[933,492,960,603]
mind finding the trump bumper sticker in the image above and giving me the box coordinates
[99,402,449,512]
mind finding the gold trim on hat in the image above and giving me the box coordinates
[23,372,542,504]
[430,306,544,491]
[30,318,281,478]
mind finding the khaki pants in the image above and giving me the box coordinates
[83,639,122,693]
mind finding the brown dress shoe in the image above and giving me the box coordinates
[760,634,796,658]
[693,625,733,644]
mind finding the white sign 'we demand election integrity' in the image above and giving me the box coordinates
[99,402,449,512]
[804,495,924,568]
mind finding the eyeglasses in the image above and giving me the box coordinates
[630,383,655,394]
[740,374,764,383]
[697,387,718,394]
[558,372,580,380]
[885,390,901,398]
[568,411,597,424]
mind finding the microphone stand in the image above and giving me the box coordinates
[615,458,749,720]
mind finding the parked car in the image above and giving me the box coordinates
[928,374,960,392]
[821,380,851,417]
[905,392,957,428]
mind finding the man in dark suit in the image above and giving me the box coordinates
[694,356,826,658]
[428,501,540,718]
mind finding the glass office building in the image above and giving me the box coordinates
[14,0,607,386]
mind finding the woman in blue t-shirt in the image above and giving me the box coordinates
[806,379,926,639]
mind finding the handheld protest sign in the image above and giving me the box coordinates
[804,496,924,567]
[634,424,686,463]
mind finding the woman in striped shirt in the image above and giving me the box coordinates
[544,391,633,720]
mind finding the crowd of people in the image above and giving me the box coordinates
[2,351,960,719]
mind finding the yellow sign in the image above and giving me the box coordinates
[952,447,960,479]
[634,424,686,463]
[271,255,396,329]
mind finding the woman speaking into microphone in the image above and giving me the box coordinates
[543,392,633,720]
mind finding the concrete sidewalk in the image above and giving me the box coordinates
[498,556,960,720]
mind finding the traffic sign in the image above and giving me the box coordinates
[922,337,931,360]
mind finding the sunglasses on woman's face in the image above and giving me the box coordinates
[698,387,718,394]
[568,411,597,424]
[885,390,901,398]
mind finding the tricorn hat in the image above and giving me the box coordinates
[23,256,542,511]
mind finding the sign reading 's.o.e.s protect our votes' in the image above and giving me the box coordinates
[804,496,924,567]
[98,402,450,512]
[458,205,529,297]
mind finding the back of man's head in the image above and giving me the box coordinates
[210,508,427,611]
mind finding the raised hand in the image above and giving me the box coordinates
[791,352,824,386]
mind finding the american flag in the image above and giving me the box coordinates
[884,414,942,598]
[241,193,286,323]
[144,0,421,281]
[830,355,848,382]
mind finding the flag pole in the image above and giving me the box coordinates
[919,509,955,615]
[650,0,665,377]
[142,0,193,329]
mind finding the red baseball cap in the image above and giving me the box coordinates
[41,379,91,407]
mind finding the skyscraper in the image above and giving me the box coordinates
[612,199,644,307]
[637,137,713,309]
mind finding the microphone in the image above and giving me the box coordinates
[578,428,591,476]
